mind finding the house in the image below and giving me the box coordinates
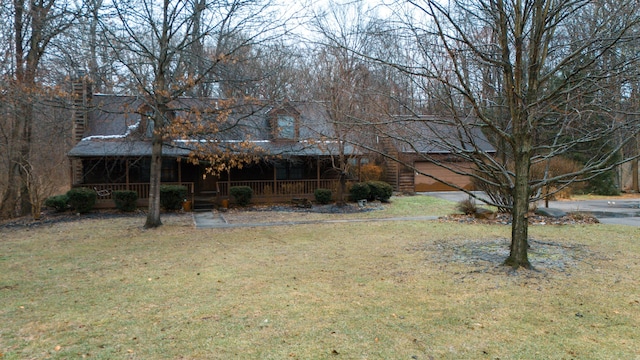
[67,77,496,209]
[67,80,364,208]
[379,115,496,193]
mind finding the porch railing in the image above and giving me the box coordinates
[73,179,349,207]
[74,182,195,202]
[216,179,343,197]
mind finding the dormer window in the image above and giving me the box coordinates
[269,104,300,141]
[277,115,296,140]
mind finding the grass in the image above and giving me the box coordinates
[221,195,457,224]
[1,199,640,359]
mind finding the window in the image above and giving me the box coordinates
[276,115,296,139]
[161,159,177,182]
[276,162,304,180]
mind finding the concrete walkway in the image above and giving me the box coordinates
[193,212,439,229]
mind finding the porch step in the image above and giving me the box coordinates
[193,200,215,211]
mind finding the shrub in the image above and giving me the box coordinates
[44,194,68,212]
[360,163,384,182]
[349,182,370,201]
[314,188,333,204]
[530,156,584,199]
[367,181,393,202]
[582,170,620,196]
[66,187,97,214]
[113,190,138,212]
[456,198,477,215]
[160,185,187,211]
[230,186,253,207]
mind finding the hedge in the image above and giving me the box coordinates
[66,187,97,214]
[113,190,138,212]
[160,185,187,211]
[230,186,253,207]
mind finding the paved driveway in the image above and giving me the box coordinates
[421,191,640,227]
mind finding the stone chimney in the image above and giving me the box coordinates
[70,70,92,185]
[71,70,92,144]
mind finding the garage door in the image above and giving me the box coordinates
[414,161,475,192]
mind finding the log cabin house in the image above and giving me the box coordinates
[67,78,495,209]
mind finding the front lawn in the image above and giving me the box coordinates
[1,205,639,359]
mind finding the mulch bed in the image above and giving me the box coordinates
[222,202,385,214]
[439,212,600,226]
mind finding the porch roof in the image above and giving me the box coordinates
[68,138,362,158]
[68,139,191,158]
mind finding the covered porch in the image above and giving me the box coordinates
[71,155,358,209]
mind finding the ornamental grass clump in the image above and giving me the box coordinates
[456,197,478,215]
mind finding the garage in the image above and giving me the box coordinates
[414,161,475,192]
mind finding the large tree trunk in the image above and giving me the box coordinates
[505,144,532,269]
[0,87,33,218]
[144,130,163,228]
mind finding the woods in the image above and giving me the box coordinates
[2,0,640,267]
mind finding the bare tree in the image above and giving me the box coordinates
[99,0,290,228]
[364,0,640,268]
[308,2,400,201]
[0,0,76,219]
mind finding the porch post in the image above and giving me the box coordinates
[273,164,277,195]
[317,156,320,189]
[69,159,74,187]
[177,157,182,184]
[227,168,231,197]
[126,159,130,190]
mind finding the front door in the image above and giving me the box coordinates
[197,168,218,194]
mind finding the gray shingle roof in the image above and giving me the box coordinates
[386,116,496,154]
[69,96,360,158]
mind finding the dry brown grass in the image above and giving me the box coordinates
[1,212,639,359]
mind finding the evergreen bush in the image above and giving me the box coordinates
[349,182,370,201]
[44,194,69,212]
[66,187,97,214]
[160,185,187,211]
[314,188,333,204]
[230,186,253,207]
[367,181,393,202]
[113,190,138,212]
[582,170,620,196]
